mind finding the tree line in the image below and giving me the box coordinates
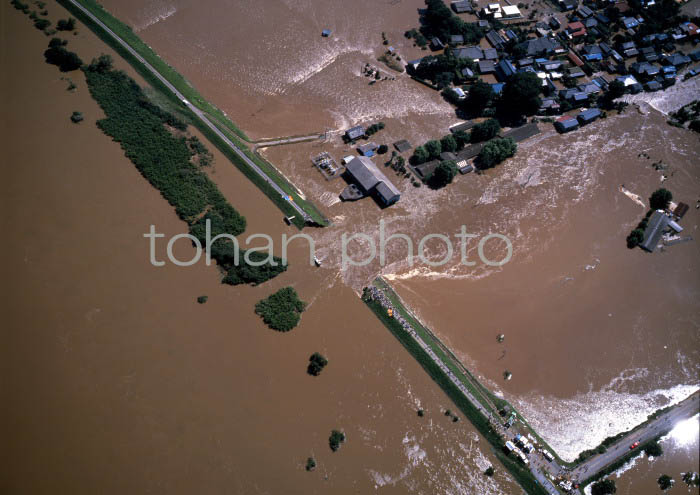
[82,55,286,285]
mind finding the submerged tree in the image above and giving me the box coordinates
[591,479,617,495]
[429,160,458,189]
[657,474,674,491]
[649,188,672,210]
[329,430,346,452]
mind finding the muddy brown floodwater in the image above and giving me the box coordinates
[2,3,521,494]
[3,0,699,494]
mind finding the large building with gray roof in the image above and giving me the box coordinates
[343,156,401,207]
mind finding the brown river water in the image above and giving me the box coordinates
[3,0,699,494]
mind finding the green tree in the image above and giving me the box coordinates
[485,466,495,476]
[255,287,306,332]
[657,474,674,491]
[88,54,114,73]
[626,228,644,249]
[429,160,458,189]
[476,138,516,169]
[413,145,429,164]
[682,471,699,487]
[305,457,316,471]
[643,441,663,457]
[591,479,617,495]
[465,80,494,115]
[649,188,672,210]
[196,295,208,304]
[33,18,51,31]
[470,118,501,143]
[307,352,328,376]
[440,134,457,153]
[425,139,442,159]
[498,72,541,123]
[377,144,389,154]
[56,17,76,31]
[600,80,626,109]
[452,130,470,149]
[329,430,346,452]
[70,111,83,123]
[44,44,83,72]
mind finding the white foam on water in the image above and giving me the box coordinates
[133,5,177,32]
[514,375,699,462]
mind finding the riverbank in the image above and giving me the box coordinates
[55,0,328,228]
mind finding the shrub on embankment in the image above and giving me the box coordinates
[81,57,286,285]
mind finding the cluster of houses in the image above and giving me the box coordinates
[410,0,700,134]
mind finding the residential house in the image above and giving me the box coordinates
[486,30,506,49]
[344,156,400,207]
[478,59,496,74]
[582,44,604,61]
[565,22,586,39]
[461,67,475,79]
[576,108,601,125]
[640,210,671,252]
[452,87,467,100]
[558,0,576,11]
[483,48,499,60]
[519,37,558,57]
[577,5,594,18]
[490,82,505,95]
[345,125,365,141]
[568,51,584,67]
[496,59,517,81]
[645,80,662,91]
[662,53,691,67]
[451,1,474,13]
[455,46,484,61]
[450,34,465,45]
[555,115,579,132]
[357,142,379,156]
[622,17,639,29]
[630,61,660,79]
[430,37,446,50]
[502,5,522,18]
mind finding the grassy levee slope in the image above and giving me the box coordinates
[363,293,549,495]
[56,0,328,228]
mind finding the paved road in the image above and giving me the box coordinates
[66,0,311,223]
[570,391,700,481]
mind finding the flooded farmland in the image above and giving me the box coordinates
[3,0,700,494]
